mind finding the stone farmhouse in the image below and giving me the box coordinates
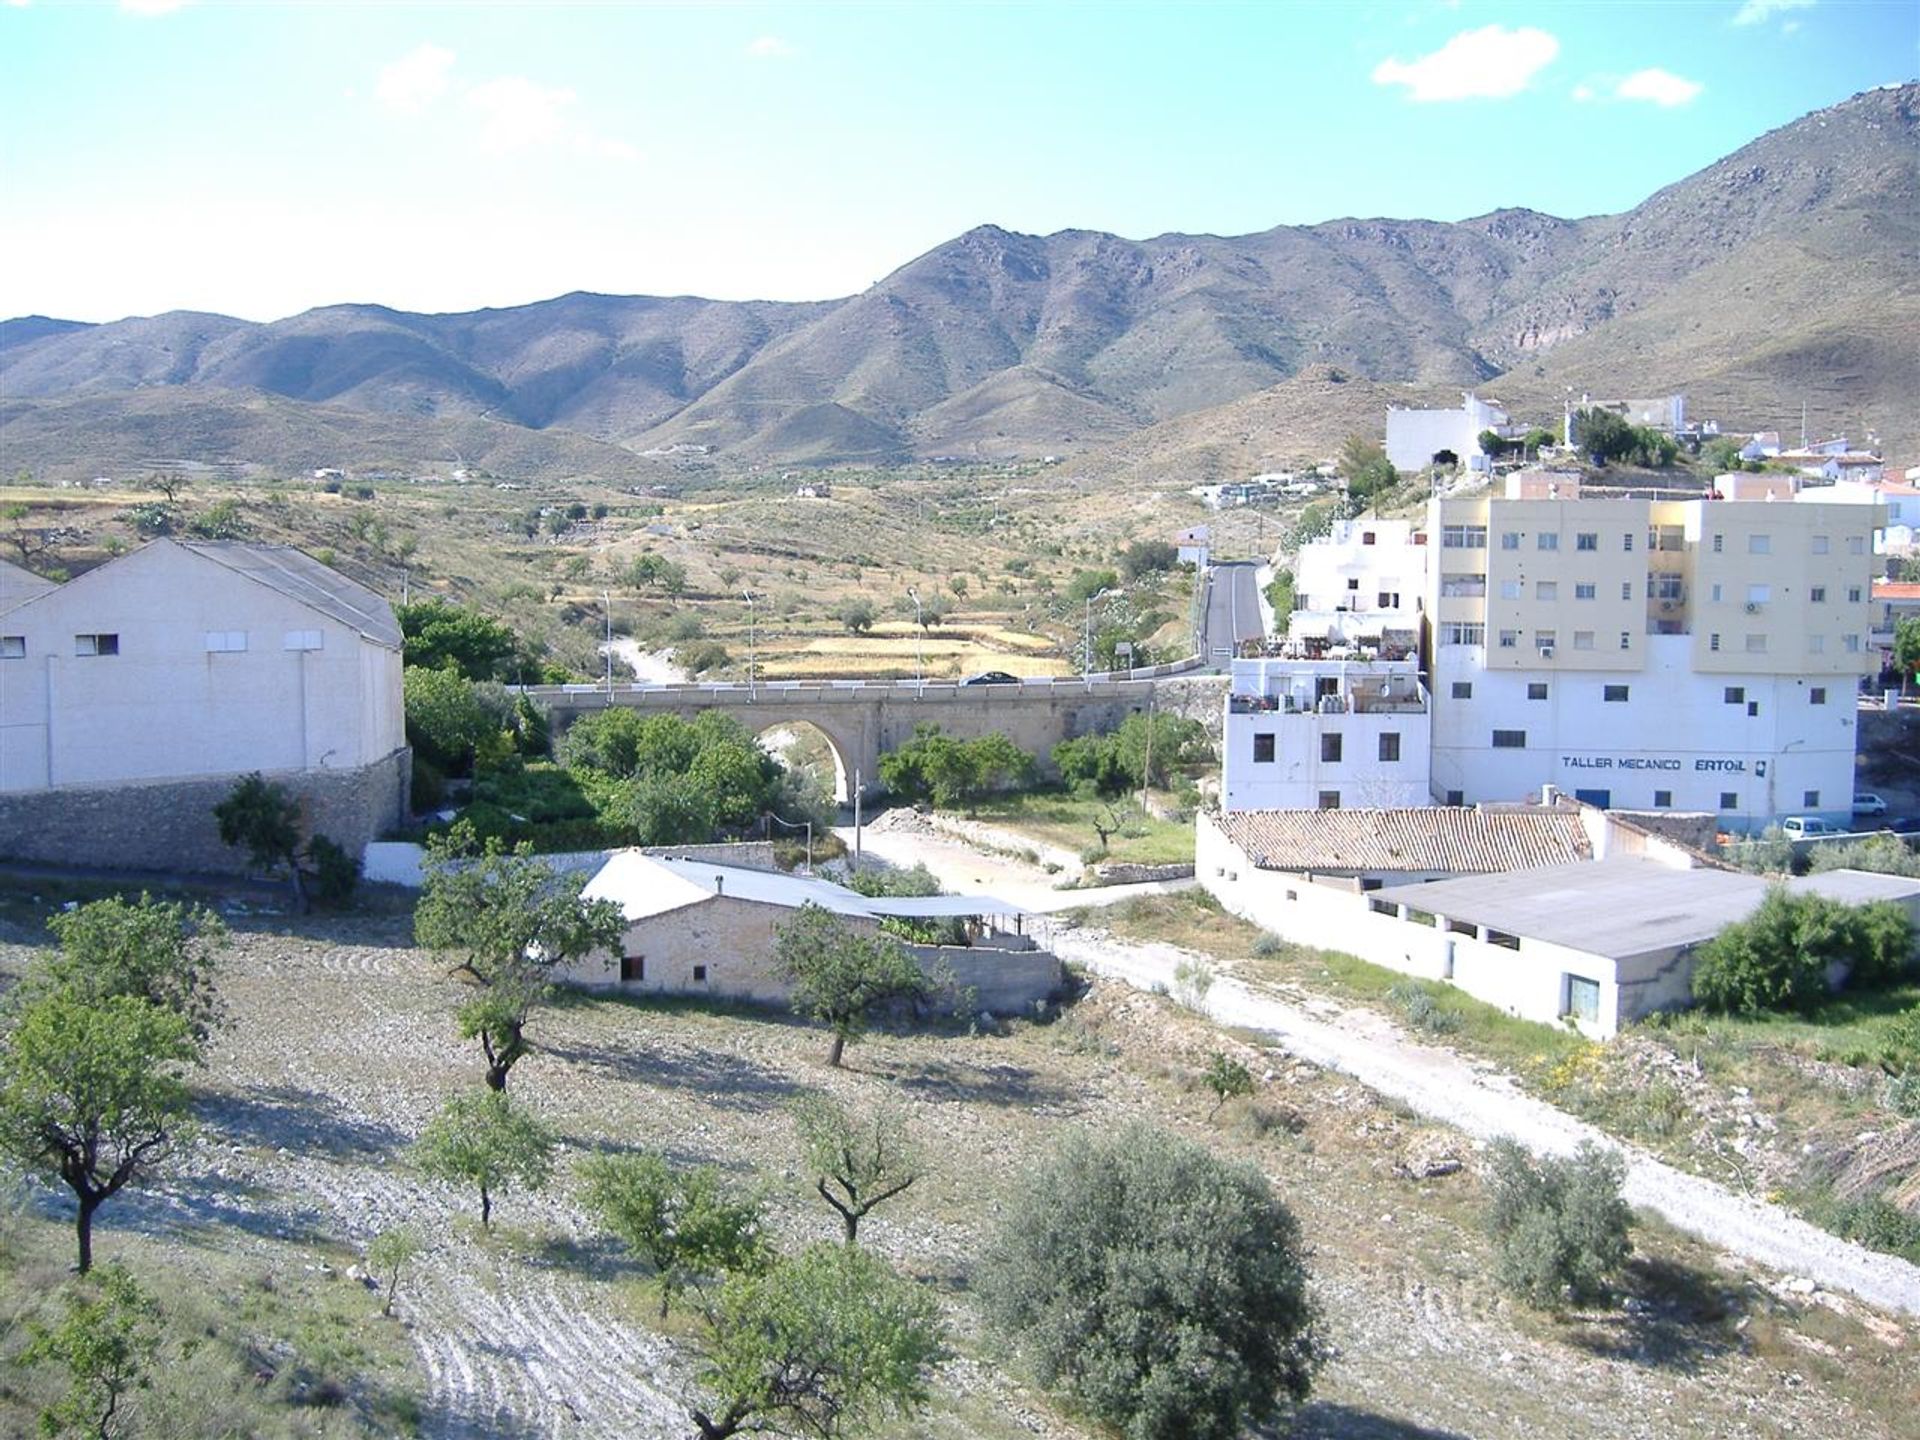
[569,851,1063,1015]
[0,538,407,873]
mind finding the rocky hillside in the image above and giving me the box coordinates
[3,84,1913,474]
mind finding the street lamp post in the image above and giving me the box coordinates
[603,589,613,695]
[743,589,757,699]
[908,587,924,689]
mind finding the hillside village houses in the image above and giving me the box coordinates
[0,538,407,873]
[1384,392,1519,475]
[1226,470,1884,830]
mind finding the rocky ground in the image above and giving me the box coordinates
[1,899,1916,1439]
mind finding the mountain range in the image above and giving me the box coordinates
[3,83,1915,479]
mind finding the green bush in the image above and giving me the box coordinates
[1485,1140,1632,1309]
[402,666,495,776]
[978,1125,1322,1440]
[1693,889,1916,1014]
[879,726,1035,809]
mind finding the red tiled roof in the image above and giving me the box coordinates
[1873,582,1920,600]
[1213,807,1592,875]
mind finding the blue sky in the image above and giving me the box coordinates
[1,1,1912,323]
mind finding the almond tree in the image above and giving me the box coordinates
[414,824,625,1089]
[774,906,932,1068]
[0,992,195,1272]
[791,1094,922,1244]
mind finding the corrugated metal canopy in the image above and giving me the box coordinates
[586,851,1026,922]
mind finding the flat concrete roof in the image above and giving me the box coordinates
[1370,859,1920,961]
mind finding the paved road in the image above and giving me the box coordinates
[1202,561,1265,668]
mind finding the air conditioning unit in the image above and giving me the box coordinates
[1539,645,1555,658]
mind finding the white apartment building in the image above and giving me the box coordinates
[1224,475,1882,830]
[1224,657,1431,810]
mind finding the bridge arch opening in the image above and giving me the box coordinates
[757,720,853,808]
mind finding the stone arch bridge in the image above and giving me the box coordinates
[522,675,1187,803]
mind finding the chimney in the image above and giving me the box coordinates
[1541,784,1560,808]
[713,874,724,895]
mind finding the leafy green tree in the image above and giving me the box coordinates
[1485,1140,1633,1309]
[1264,567,1295,618]
[0,991,195,1272]
[1338,435,1398,505]
[1477,428,1505,459]
[1574,408,1634,465]
[1522,426,1558,455]
[39,894,227,1051]
[557,710,780,840]
[1065,568,1120,604]
[413,825,627,1089]
[1895,614,1920,692]
[837,598,876,634]
[979,1125,1322,1440]
[1117,540,1178,580]
[403,665,497,776]
[1693,889,1915,1014]
[775,906,933,1067]
[395,598,521,680]
[1700,435,1746,471]
[212,772,358,911]
[878,726,1035,811]
[366,1226,422,1317]
[1054,714,1210,796]
[578,1152,771,1316]
[20,1262,162,1440]
[412,1090,554,1228]
[791,1094,923,1244]
[627,552,688,595]
[1202,1051,1255,1118]
[689,1243,945,1440]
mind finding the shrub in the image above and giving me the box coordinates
[1251,933,1285,958]
[978,1125,1322,1440]
[1693,889,1916,1014]
[1202,1051,1255,1117]
[1485,1140,1632,1309]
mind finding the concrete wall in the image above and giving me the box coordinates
[0,748,409,875]
[558,893,1062,1014]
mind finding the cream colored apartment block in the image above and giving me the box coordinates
[1426,492,1879,677]
[1683,501,1878,675]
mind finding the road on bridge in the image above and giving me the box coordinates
[1201,561,1266,669]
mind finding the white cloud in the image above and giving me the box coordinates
[1615,68,1704,107]
[1571,83,1596,102]
[1781,19,1802,34]
[466,75,579,154]
[119,0,190,13]
[1733,0,1814,25]
[376,43,456,113]
[746,35,792,58]
[1371,25,1560,102]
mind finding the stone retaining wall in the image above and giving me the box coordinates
[0,749,410,876]
[1087,861,1196,885]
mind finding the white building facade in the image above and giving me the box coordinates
[0,539,408,871]
[1385,392,1511,475]
[1223,477,1882,830]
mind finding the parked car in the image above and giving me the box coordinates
[961,671,1020,686]
[1887,816,1920,836]
[1780,816,1842,838]
[1852,792,1889,819]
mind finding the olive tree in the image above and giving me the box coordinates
[1485,1140,1633,1309]
[213,773,359,911]
[578,1151,770,1316]
[0,991,196,1272]
[791,1094,923,1244]
[978,1124,1322,1440]
[689,1243,945,1440]
[414,824,626,1089]
[774,906,933,1068]
[412,1090,555,1228]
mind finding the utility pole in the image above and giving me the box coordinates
[908,587,924,690]
[1140,689,1155,810]
[603,589,612,694]
[852,767,863,871]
